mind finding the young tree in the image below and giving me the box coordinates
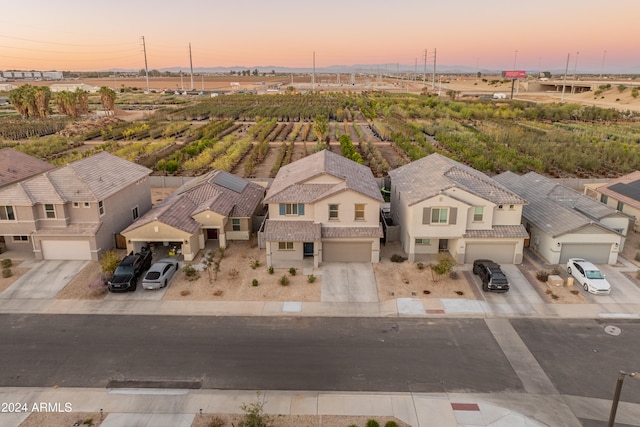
[98,86,117,116]
[9,84,37,118]
[313,114,328,142]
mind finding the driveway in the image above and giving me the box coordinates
[0,260,88,299]
[321,262,378,303]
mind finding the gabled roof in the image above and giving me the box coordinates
[123,170,264,235]
[0,151,151,205]
[596,171,640,210]
[388,153,526,206]
[264,150,383,203]
[0,148,54,188]
[494,171,624,237]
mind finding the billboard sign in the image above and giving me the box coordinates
[504,70,526,79]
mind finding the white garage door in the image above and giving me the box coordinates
[323,242,372,263]
[465,243,516,264]
[559,243,611,264]
[41,240,91,260]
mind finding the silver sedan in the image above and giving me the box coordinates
[142,258,179,290]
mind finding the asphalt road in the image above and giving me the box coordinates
[1,315,639,403]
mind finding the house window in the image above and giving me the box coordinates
[83,202,90,208]
[98,200,104,216]
[73,202,80,208]
[232,218,241,231]
[132,206,139,220]
[431,208,448,224]
[329,204,339,220]
[44,204,56,219]
[279,203,304,216]
[473,206,484,222]
[278,241,294,251]
[354,204,365,221]
[12,235,28,242]
[600,195,608,204]
[617,201,624,211]
[509,204,515,210]
[0,206,15,221]
[415,238,431,245]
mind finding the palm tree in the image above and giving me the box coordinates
[9,85,37,118]
[33,86,52,118]
[55,91,77,118]
[75,89,89,116]
[98,86,116,116]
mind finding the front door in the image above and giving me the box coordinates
[303,242,314,257]
[206,229,219,240]
[438,239,448,252]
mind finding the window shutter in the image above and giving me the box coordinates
[449,207,457,225]
[298,204,305,215]
[422,208,431,224]
[279,204,285,215]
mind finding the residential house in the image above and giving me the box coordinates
[262,149,383,268]
[0,148,55,188]
[121,170,265,261]
[0,152,152,260]
[495,171,631,265]
[584,171,640,231]
[388,153,529,263]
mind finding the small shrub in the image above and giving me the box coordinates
[385,422,399,427]
[366,420,380,427]
[88,273,109,292]
[183,264,197,277]
[213,289,223,296]
[82,419,94,426]
[218,247,225,258]
[279,275,289,286]
[632,87,639,98]
[289,267,296,276]
[570,290,579,295]
[634,251,640,262]
[455,290,464,295]
[416,262,424,270]
[550,267,561,276]
[347,425,358,427]
[252,278,259,286]
[617,84,627,93]
[267,266,274,274]
[207,415,225,427]
[250,259,260,269]
[449,271,459,280]
[2,268,11,278]
[228,268,239,278]
[180,290,191,296]
[536,270,550,282]
[1,258,12,268]
[238,391,273,427]
[307,274,316,283]
[100,250,120,274]
[545,289,553,295]
[551,293,559,300]
[390,254,407,263]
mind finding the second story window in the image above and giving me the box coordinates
[617,201,624,211]
[354,204,365,221]
[232,218,241,231]
[279,203,304,216]
[132,206,139,220]
[0,206,15,221]
[329,204,339,220]
[98,200,104,216]
[44,204,56,219]
[473,206,484,222]
[431,207,448,224]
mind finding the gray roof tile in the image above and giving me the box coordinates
[321,225,383,238]
[464,225,529,239]
[264,220,321,241]
[0,148,54,187]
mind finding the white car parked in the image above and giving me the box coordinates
[566,258,611,295]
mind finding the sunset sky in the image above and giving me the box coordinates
[1,0,638,73]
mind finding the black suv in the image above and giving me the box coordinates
[472,259,510,293]
[107,249,153,292]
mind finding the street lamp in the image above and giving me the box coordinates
[608,370,638,427]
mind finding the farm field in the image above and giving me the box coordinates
[2,91,640,181]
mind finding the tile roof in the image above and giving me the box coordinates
[0,151,151,205]
[463,225,529,239]
[494,171,623,237]
[264,150,383,203]
[263,220,322,241]
[596,171,640,209]
[321,225,384,238]
[123,170,264,235]
[388,153,526,206]
[0,148,54,187]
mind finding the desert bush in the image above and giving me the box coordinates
[238,392,274,427]
[228,268,239,278]
[617,85,627,93]
[207,415,226,427]
[2,268,12,278]
[307,274,316,283]
[536,270,550,282]
[279,275,289,286]
[267,266,274,274]
[431,255,454,277]
[250,259,260,269]
[550,267,561,275]
[289,267,297,276]
[632,88,639,98]
[416,262,424,270]
[252,279,258,287]
[183,264,199,281]
[385,422,399,427]
[637,270,640,280]
[366,420,380,427]
[635,251,640,262]
[100,250,120,274]
[390,254,407,263]
[88,273,110,292]
[1,259,12,268]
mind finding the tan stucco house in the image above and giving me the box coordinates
[121,170,265,261]
[583,171,640,232]
[495,171,631,265]
[262,149,384,268]
[0,152,152,260]
[388,154,529,264]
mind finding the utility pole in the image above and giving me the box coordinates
[432,48,437,89]
[423,49,428,87]
[141,36,150,93]
[573,51,579,80]
[414,57,417,82]
[189,43,194,91]
[312,51,315,92]
[561,53,570,102]
[600,50,607,78]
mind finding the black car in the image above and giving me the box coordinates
[472,259,510,293]
[107,249,153,292]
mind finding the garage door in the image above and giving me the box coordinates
[559,243,611,264]
[41,240,91,260]
[323,242,371,263]
[465,243,516,264]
